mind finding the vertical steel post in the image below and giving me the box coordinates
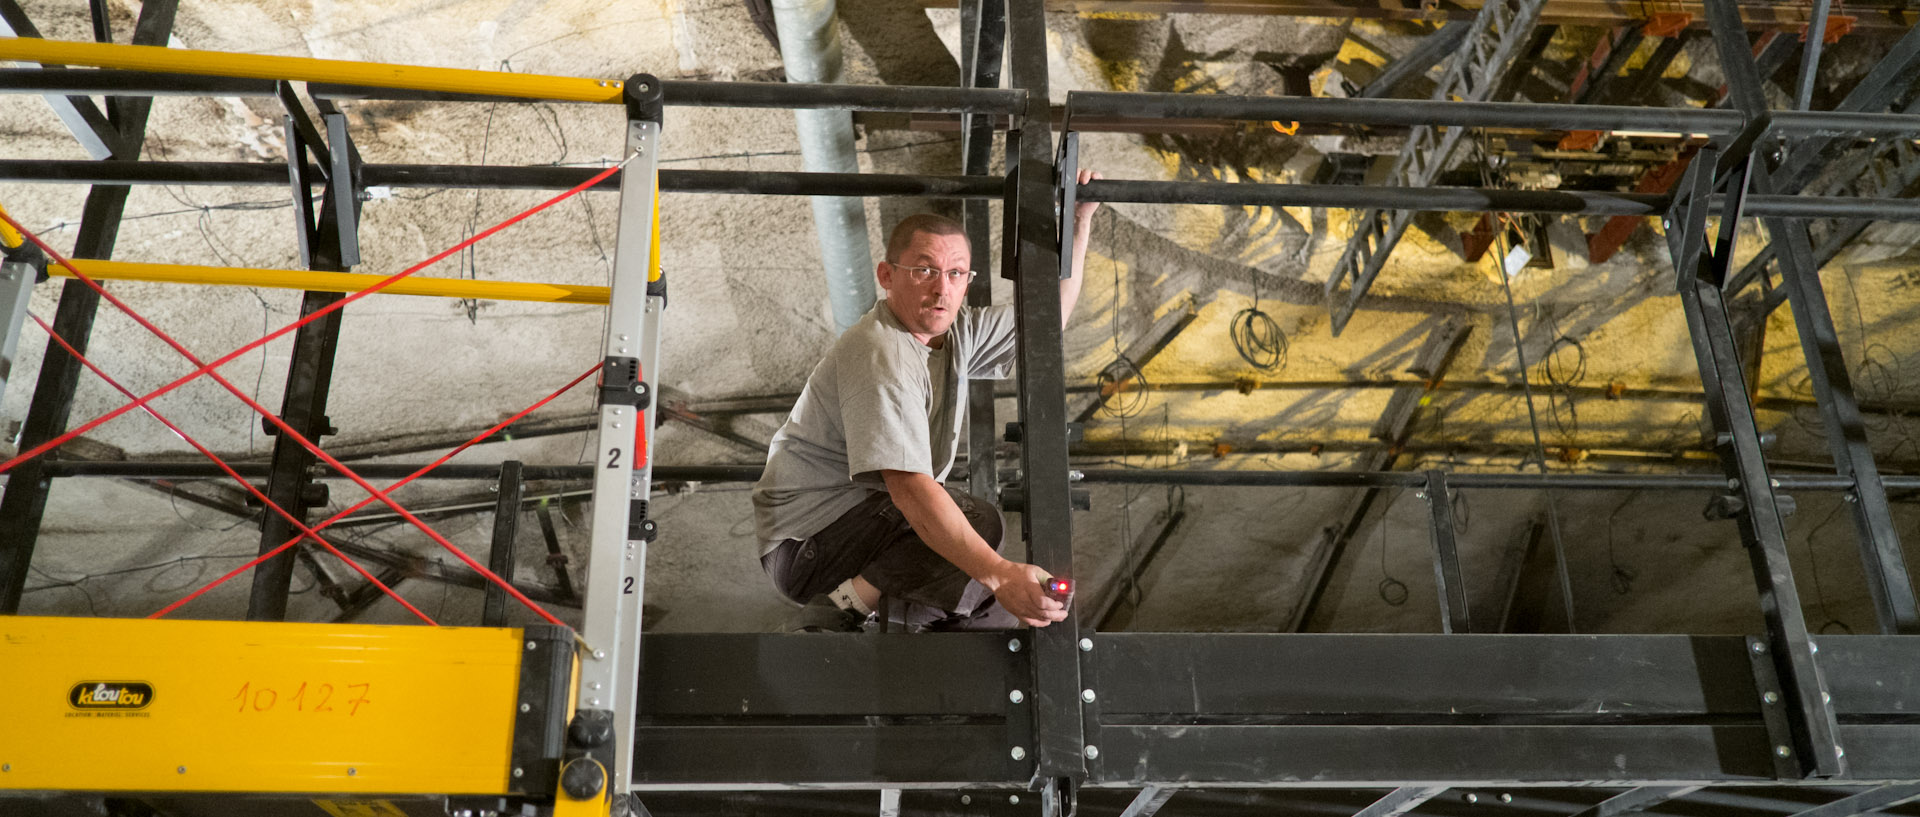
[567,75,663,804]
[1423,470,1470,634]
[0,250,40,410]
[1007,0,1085,784]
[483,460,525,627]
[246,100,354,622]
[1667,137,1842,778]
[0,0,178,614]
[962,0,1005,503]
[1702,0,1920,636]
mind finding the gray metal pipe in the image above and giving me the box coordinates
[772,0,875,332]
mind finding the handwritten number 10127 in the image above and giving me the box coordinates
[232,681,372,715]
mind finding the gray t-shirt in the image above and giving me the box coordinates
[752,299,1018,554]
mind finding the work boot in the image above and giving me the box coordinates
[788,594,871,633]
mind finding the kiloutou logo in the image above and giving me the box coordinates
[69,682,154,710]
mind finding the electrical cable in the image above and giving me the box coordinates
[1604,491,1640,595]
[1478,127,1579,633]
[1376,489,1408,606]
[1106,215,1147,611]
[1230,270,1288,372]
[1803,500,1856,635]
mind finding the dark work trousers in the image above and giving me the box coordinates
[761,487,1016,629]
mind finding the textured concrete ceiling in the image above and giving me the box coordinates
[3,0,1919,637]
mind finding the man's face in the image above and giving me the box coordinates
[877,230,972,343]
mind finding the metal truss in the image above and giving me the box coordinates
[1322,0,1545,336]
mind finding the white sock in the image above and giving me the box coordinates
[830,580,873,617]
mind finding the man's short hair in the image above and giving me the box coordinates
[885,213,966,263]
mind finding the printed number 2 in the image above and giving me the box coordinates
[623,576,635,595]
[607,447,622,469]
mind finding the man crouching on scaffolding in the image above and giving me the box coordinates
[753,168,1103,633]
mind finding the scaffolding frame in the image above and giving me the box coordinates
[4,1,1920,815]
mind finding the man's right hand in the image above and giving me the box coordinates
[980,560,1069,627]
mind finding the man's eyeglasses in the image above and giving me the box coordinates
[890,263,977,285]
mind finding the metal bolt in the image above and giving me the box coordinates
[590,682,602,691]
[1822,691,1831,704]
[3,764,10,772]
[526,640,538,650]
[348,767,357,777]
[1846,492,1859,503]
[1078,638,1093,652]
[1008,638,1022,652]
[1010,796,1021,805]
[1811,642,1820,654]
[1084,745,1100,759]
[1414,491,1427,500]
[1728,478,1741,490]
[638,83,651,92]
[1500,794,1513,804]
[1752,642,1767,654]
[1763,691,1780,704]
[962,795,972,805]
[1081,689,1097,703]
[613,423,622,429]
[177,766,187,774]
[1009,690,1025,704]
[513,767,525,778]
[594,650,607,659]
[1464,793,1479,804]
[1010,746,1026,761]
[1769,478,1780,488]
[589,698,602,707]
[1662,218,1672,229]
[520,703,532,713]
[1837,746,1846,758]
[620,334,629,341]
[1775,745,1792,758]
[635,145,645,155]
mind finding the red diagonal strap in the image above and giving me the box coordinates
[0,159,624,476]
[152,362,600,620]
[32,314,437,624]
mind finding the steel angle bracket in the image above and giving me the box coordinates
[559,75,664,817]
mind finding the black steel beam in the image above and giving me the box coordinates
[247,103,355,621]
[0,160,1004,199]
[1564,787,1703,817]
[482,461,524,627]
[1077,179,1920,221]
[1351,788,1446,817]
[1116,786,1177,817]
[1423,471,1469,634]
[1668,93,1840,784]
[1358,23,1470,99]
[0,0,178,615]
[1007,0,1085,782]
[1781,785,1920,817]
[962,0,1005,504]
[1067,90,1920,136]
[1774,23,1920,192]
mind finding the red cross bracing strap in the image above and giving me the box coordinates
[152,362,600,621]
[30,315,437,624]
[1,159,625,627]
[0,157,626,477]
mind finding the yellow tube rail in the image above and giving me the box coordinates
[52,260,611,305]
[0,39,624,104]
[0,203,23,250]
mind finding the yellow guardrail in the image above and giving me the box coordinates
[0,203,24,250]
[0,38,624,103]
[54,259,611,305]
